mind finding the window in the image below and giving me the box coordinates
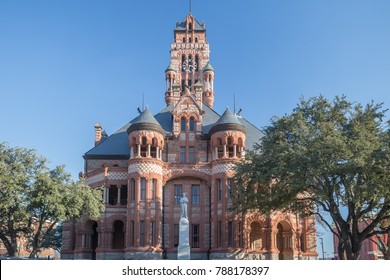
[189,146,195,163]
[180,146,186,163]
[109,185,118,205]
[174,224,179,247]
[174,185,183,204]
[192,224,199,248]
[141,136,147,157]
[227,137,234,158]
[189,37,192,43]
[238,222,243,248]
[151,179,157,200]
[227,179,232,201]
[181,79,185,90]
[151,138,157,158]
[217,221,222,247]
[120,185,128,205]
[140,221,145,246]
[191,184,200,205]
[150,221,155,246]
[195,55,199,71]
[228,221,234,247]
[217,138,224,158]
[140,178,146,200]
[217,179,222,201]
[188,23,192,30]
[195,37,198,43]
[183,37,186,43]
[189,117,195,131]
[181,117,186,132]
[188,79,192,88]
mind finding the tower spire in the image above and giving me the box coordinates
[189,0,192,13]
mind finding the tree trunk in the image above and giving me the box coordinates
[337,241,345,260]
[0,232,16,257]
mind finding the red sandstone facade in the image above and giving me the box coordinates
[61,13,317,260]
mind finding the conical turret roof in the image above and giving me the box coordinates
[203,62,214,72]
[165,63,175,72]
[209,107,246,135]
[127,107,165,135]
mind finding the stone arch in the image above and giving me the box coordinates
[162,170,210,186]
[275,220,293,260]
[249,221,262,251]
[83,219,99,260]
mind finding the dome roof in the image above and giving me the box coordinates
[209,107,246,135]
[203,62,214,72]
[165,63,176,72]
[127,107,165,135]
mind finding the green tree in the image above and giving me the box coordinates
[232,96,390,260]
[0,143,105,258]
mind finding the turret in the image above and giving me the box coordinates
[203,62,214,108]
[127,107,165,159]
[210,108,246,160]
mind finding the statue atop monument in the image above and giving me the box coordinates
[180,193,188,219]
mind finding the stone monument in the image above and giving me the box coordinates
[178,193,190,260]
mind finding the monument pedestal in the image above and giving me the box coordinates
[178,217,190,260]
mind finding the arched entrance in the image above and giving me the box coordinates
[112,220,125,249]
[249,222,262,251]
[276,221,293,260]
[91,222,98,260]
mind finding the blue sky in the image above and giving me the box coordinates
[1,0,390,258]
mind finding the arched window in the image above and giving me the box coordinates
[183,37,186,43]
[195,55,199,72]
[227,137,234,158]
[182,54,186,71]
[141,136,147,157]
[188,23,192,30]
[217,138,224,159]
[189,37,192,43]
[181,117,186,132]
[189,117,195,131]
[238,137,244,158]
[151,138,158,158]
[195,37,198,43]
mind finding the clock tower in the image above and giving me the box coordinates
[165,13,215,108]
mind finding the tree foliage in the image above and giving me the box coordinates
[232,95,390,260]
[0,143,104,258]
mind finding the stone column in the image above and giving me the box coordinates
[233,145,237,157]
[137,144,141,157]
[117,186,121,205]
[147,145,151,157]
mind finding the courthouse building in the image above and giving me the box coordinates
[61,13,317,260]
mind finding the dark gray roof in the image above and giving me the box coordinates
[175,15,205,31]
[131,107,160,126]
[84,103,264,159]
[215,107,242,126]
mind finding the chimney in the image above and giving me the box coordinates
[94,123,102,146]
